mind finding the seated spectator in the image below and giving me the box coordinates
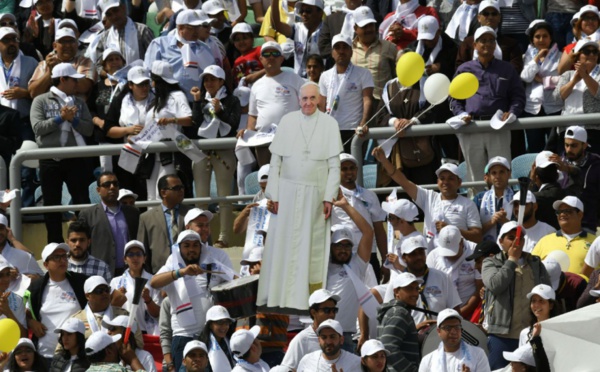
[576,267,600,308]
[117,189,138,207]
[378,0,439,50]
[231,326,271,371]
[530,151,566,230]
[0,13,40,61]
[297,320,361,371]
[103,315,157,372]
[543,258,586,313]
[84,332,145,372]
[233,164,269,235]
[509,191,555,253]
[65,220,112,282]
[231,23,265,85]
[318,0,364,63]
[4,338,48,372]
[197,305,235,371]
[306,54,325,83]
[557,5,600,74]
[202,0,233,46]
[0,258,26,336]
[0,214,43,280]
[518,284,560,347]
[23,0,60,58]
[360,340,390,372]
[479,157,513,242]
[181,340,210,372]
[50,318,90,372]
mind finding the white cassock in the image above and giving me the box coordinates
[256,110,343,313]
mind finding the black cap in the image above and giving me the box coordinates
[466,241,501,261]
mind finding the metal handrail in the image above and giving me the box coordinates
[9,113,600,239]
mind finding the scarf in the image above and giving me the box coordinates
[208,333,234,372]
[117,269,158,334]
[416,37,442,106]
[233,358,270,372]
[523,43,560,106]
[169,244,201,327]
[198,86,231,138]
[339,6,355,37]
[326,63,354,115]
[81,0,99,18]
[480,187,514,241]
[119,92,153,128]
[0,52,22,110]
[436,340,473,371]
[343,263,379,319]
[293,23,322,77]
[85,303,113,333]
[473,41,502,61]
[445,3,478,40]
[379,0,420,39]
[50,86,87,147]
[106,18,139,64]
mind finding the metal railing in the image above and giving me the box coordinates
[9,113,600,239]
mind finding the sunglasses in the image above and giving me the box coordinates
[318,307,339,314]
[0,36,18,44]
[0,21,16,27]
[261,51,282,58]
[164,185,184,191]
[91,286,111,295]
[580,48,599,56]
[299,7,313,14]
[99,180,119,188]
[555,208,578,215]
[480,11,499,16]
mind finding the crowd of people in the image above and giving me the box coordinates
[0,0,600,370]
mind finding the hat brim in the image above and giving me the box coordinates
[465,252,483,261]
[417,31,436,41]
[355,19,376,28]
[437,247,459,257]
[240,258,260,265]
[68,73,85,79]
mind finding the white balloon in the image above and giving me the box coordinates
[17,140,39,169]
[546,250,571,272]
[423,73,451,105]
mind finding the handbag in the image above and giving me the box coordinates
[397,135,435,168]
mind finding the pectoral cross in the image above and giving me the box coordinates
[404,98,409,104]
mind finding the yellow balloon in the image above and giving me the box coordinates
[449,73,479,100]
[0,318,19,352]
[395,52,425,87]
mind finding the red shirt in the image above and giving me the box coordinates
[233,46,264,85]
[383,6,440,50]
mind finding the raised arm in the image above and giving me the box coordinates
[372,146,418,200]
[333,191,374,263]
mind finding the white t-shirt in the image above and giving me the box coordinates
[585,235,600,268]
[332,185,386,254]
[419,342,491,372]
[427,241,478,305]
[37,279,82,358]
[415,186,481,248]
[248,71,304,130]
[518,326,532,347]
[326,254,368,332]
[413,268,462,325]
[297,350,362,372]
[149,91,192,121]
[0,243,44,276]
[231,359,270,372]
[523,221,555,253]
[280,325,319,370]
[319,64,374,130]
[0,292,26,328]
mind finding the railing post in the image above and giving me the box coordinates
[9,152,23,240]
[350,135,366,187]
[0,157,6,190]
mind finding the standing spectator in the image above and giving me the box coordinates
[360,340,390,372]
[181,340,210,372]
[197,306,235,371]
[0,258,26,335]
[318,0,363,63]
[4,338,48,372]
[231,23,265,85]
[557,5,600,74]
[30,63,93,243]
[306,54,324,83]
[543,0,587,49]
[22,0,59,58]
[509,191,555,253]
[379,0,439,50]
[530,151,565,230]
[79,172,140,276]
[297,320,361,371]
[50,318,90,372]
[65,220,112,282]
[479,156,513,242]
[84,332,145,372]
[202,0,233,47]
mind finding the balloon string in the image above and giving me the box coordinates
[377,103,438,148]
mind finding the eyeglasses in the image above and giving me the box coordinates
[332,242,353,250]
[555,208,578,215]
[480,11,499,16]
[100,180,119,188]
[439,325,463,332]
[48,254,68,262]
[56,38,78,45]
[164,185,184,191]
[0,36,18,44]
[91,286,111,295]
[299,7,314,14]
[580,48,599,56]
[213,319,232,326]
[0,21,16,27]
[125,251,144,258]
[318,307,339,314]
[261,51,282,58]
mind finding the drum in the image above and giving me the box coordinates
[211,275,259,318]
[421,320,489,356]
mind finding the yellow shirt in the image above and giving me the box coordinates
[531,231,595,275]
[259,4,295,43]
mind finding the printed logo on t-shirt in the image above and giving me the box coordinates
[275,86,291,96]
[459,264,475,276]
[423,286,442,298]
[346,82,358,92]
[338,269,348,278]
[59,291,77,303]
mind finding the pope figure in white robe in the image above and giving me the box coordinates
[256,82,343,313]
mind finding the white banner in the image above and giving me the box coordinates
[243,199,271,258]
[236,123,277,148]
[130,120,162,149]
[118,143,143,174]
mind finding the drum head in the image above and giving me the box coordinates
[421,320,489,357]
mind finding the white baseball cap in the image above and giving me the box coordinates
[400,235,428,255]
[535,150,558,168]
[230,22,254,39]
[99,0,121,14]
[151,60,178,84]
[339,153,358,165]
[0,214,7,227]
[41,242,70,262]
[55,27,77,41]
[478,0,500,13]
[571,11,580,26]
[84,275,110,294]
[360,339,390,357]
[177,9,203,26]
[0,14,16,23]
[542,258,561,291]
[230,325,261,355]
[525,19,549,36]
[101,48,124,63]
[14,338,35,351]
[382,199,419,222]
[579,4,600,18]
[183,340,208,358]
[0,27,16,40]
[199,65,226,81]
[510,190,536,204]
[486,156,511,171]
[261,41,283,54]
[54,318,86,335]
[85,332,121,355]
[353,6,376,27]
[331,225,354,245]
[316,319,343,336]
[526,283,556,301]
[118,189,138,201]
[240,246,263,265]
[258,164,270,181]
[308,289,341,306]
[564,125,588,144]
[437,308,463,328]
[127,66,150,84]
[206,305,233,322]
[503,344,536,367]
[101,315,135,332]
[474,26,497,41]
[332,33,352,47]
[123,240,145,256]
[0,256,13,272]
[417,15,439,41]
[194,10,217,25]
[234,85,251,106]
[392,272,423,289]
[295,0,325,10]
[435,163,460,178]
[552,195,584,212]
[590,289,600,297]
[184,208,214,226]
[498,221,519,239]
[202,0,225,15]
[574,39,599,53]
[436,225,462,257]
[51,63,85,79]
[58,18,78,30]
[176,230,202,244]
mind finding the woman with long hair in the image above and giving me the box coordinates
[360,340,389,372]
[4,338,48,372]
[558,5,600,74]
[49,318,90,372]
[519,284,560,346]
[198,305,235,372]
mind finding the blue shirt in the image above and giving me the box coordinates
[102,202,128,269]
[450,58,525,117]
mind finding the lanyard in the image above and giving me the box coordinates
[327,63,354,114]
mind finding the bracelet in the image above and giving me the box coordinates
[385,168,398,177]
[171,270,176,280]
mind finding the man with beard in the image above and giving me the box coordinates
[549,126,600,233]
[377,272,421,372]
[66,220,111,282]
[79,172,140,276]
[508,191,554,253]
[297,319,361,371]
[151,230,229,371]
[181,340,209,372]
